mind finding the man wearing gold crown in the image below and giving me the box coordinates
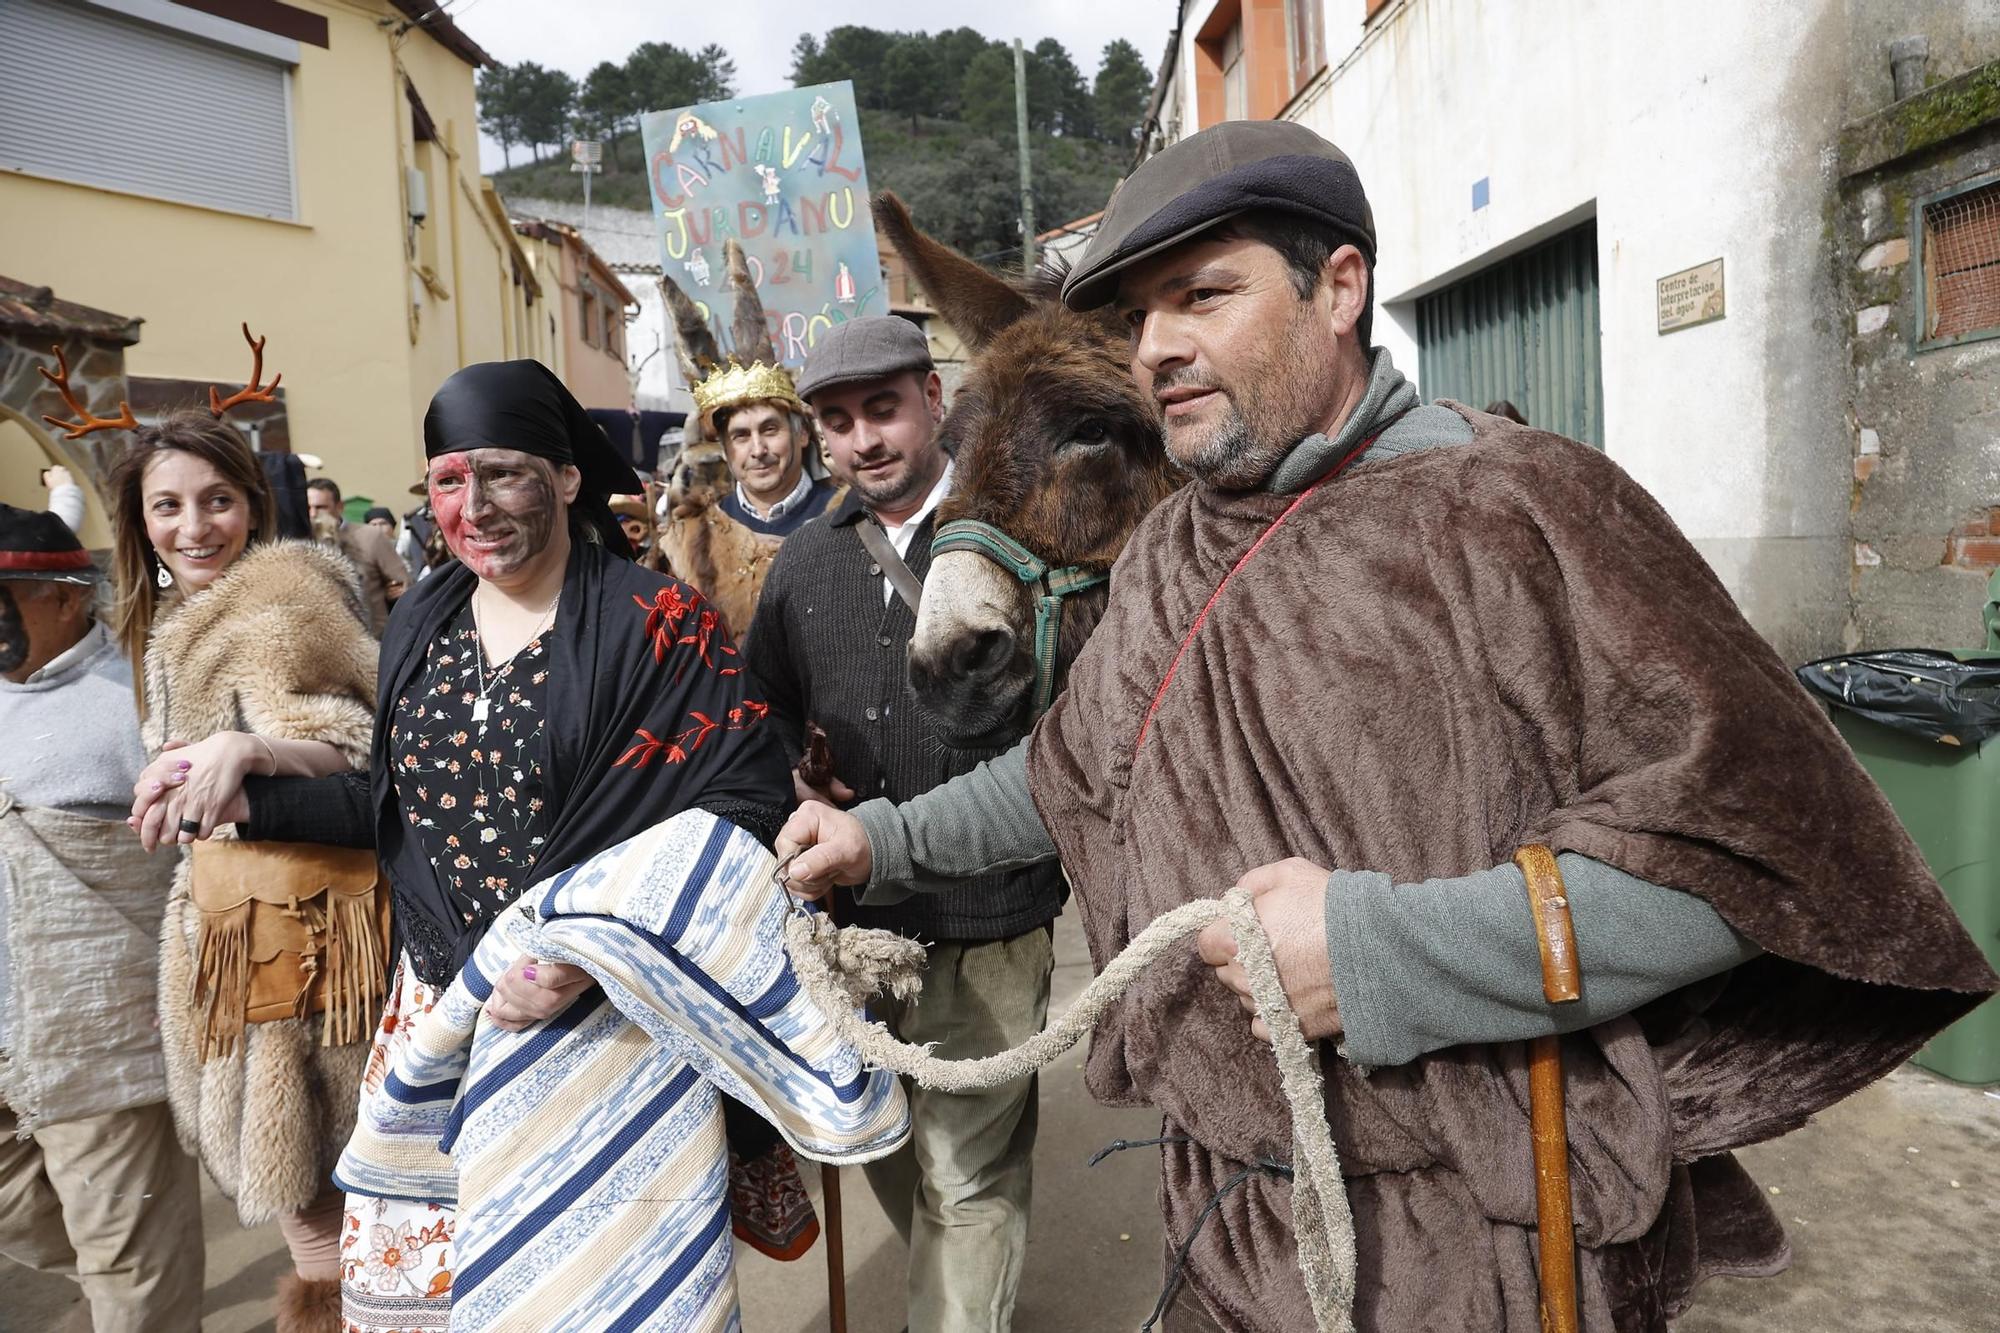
[705,360,840,541]
[658,279,842,638]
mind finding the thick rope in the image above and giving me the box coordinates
[782,888,1357,1332]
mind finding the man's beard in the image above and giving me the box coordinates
[1161,303,1334,489]
[851,452,940,511]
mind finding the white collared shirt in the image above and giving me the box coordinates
[24,619,109,685]
[876,459,954,606]
[736,470,816,523]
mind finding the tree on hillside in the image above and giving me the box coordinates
[1094,39,1152,146]
[959,44,1018,137]
[576,61,630,142]
[798,25,898,108]
[513,63,577,160]
[476,63,524,168]
[881,36,944,133]
[791,34,823,85]
[1031,39,1092,138]
[932,27,995,118]
[691,43,738,104]
[624,40,731,124]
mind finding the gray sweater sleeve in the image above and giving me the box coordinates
[849,737,1057,904]
[1325,853,1761,1068]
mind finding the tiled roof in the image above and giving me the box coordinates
[506,197,663,270]
[0,276,141,344]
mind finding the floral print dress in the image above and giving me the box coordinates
[341,605,554,1332]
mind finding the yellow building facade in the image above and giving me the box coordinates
[0,0,552,512]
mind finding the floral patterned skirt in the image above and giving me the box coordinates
[341,956,455,1333]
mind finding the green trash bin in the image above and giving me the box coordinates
[1834,708,2000,1084]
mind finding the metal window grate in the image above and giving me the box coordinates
[1923,181,2000,340]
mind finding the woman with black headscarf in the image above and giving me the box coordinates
[175,362,795,1331]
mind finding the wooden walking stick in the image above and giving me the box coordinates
[1514,846,1582,1333]
[786,742,850,1333]
[822,1156,847,1333]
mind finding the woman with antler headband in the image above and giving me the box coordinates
[105,328,387,1333]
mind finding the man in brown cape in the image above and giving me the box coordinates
[777,121,1998,1331]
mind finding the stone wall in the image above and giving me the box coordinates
[0,329,135,490]
[1839,50,2000,650]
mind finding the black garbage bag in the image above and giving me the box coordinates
[1797,649,2000,746]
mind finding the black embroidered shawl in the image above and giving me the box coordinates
[375,540,792,985]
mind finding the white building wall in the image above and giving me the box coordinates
[620,273,696,417]
[509,197,693,417]
[1161,0,1863,659]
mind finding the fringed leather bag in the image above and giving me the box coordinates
[188,840,389,1061]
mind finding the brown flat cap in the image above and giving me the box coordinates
[795,316,934,402]
[1062,121,1375,311]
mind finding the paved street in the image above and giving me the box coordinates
[3,912,1993,1331]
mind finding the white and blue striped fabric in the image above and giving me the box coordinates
[336,809,910,1331]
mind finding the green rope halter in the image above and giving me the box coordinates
[929,518,1109,719]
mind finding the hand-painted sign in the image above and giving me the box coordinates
[640,81,879,368]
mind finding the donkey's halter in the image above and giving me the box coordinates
[929,518,1109,719]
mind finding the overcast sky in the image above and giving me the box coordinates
[456,0,1175,172]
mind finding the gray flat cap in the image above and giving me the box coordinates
[1062,121,1375,311]
[796,316,934,402]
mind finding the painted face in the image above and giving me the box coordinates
[812,371,947,522]
[722,402,805,506]
[142,450,254,592]
[0,580,91,683]
[1115,234,1353,489]
[426,447,569,581]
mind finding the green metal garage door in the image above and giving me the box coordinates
[1416,219,1604,446]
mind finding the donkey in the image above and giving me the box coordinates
[872,193,1181,747]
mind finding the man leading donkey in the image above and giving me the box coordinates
[777,121,1997,1331]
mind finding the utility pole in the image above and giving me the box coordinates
[570,138,603,235]
[1013,39,1036,276]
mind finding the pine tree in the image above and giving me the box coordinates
[1093,39,1153,146]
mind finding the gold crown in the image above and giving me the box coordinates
[692,359,807,430]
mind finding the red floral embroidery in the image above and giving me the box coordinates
[615,700,769,771]
[634,587,740,677]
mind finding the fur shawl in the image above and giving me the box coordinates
[1028,411,1998,1332]
[146,540,377,1224]
[658,501,785,642]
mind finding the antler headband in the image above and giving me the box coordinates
[38,321,282,440]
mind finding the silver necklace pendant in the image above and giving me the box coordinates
[471,697,490,724]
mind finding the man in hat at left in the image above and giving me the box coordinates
[0,502,203,1329]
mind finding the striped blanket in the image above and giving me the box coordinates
[336,810,910,1331]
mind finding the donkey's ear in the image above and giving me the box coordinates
[873,191,1031,352]
[660,271,720,381]
[723,239,777,364]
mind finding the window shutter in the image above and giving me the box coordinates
[0,0,295,220]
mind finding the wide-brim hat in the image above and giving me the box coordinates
[0,502,97,584]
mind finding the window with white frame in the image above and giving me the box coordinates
[0,0,297,220]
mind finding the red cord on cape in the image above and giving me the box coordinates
[1133,425,1394,756]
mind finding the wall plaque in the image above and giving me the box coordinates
[1657,258,1725,334]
